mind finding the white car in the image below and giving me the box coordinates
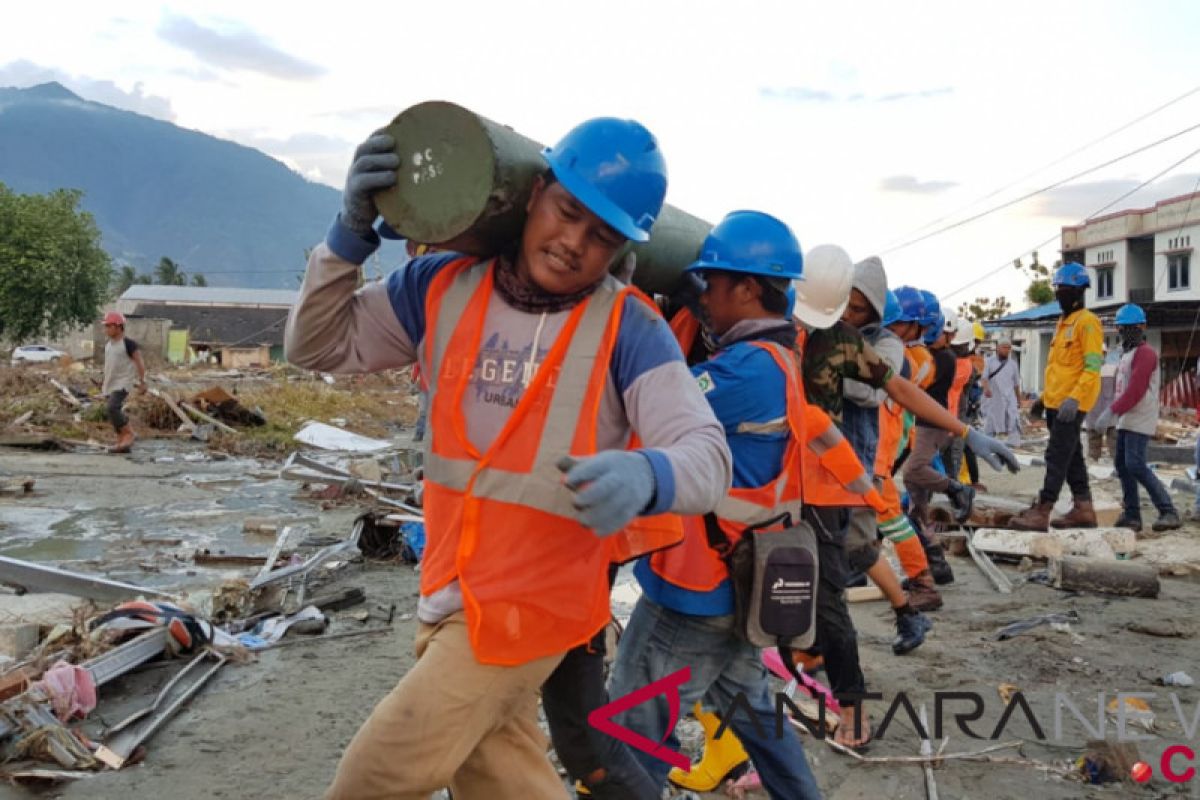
[11,345,66,365]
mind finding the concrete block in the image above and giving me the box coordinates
[0,623,39,659]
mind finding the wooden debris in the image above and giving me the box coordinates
[146,388,195,431]
[847,585,885,603]
[47,378,81,408]
[179,401,237,434]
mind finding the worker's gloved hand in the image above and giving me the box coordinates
[557,451,656,537]
[1055,397,1080,424]
[341,131,400,236]
[966,428,1020,474]
[1093,408,1114,431]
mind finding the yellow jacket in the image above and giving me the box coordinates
[1043,308,1103,412]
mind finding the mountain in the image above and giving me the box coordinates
[0,82,342,288]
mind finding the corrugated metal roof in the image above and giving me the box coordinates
[119,285,298,307]
[992,301,1060,324]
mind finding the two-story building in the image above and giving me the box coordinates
[990,190,1200,402]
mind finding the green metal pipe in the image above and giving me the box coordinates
[375,101,711,296]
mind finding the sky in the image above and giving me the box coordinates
[4,0,1200,308]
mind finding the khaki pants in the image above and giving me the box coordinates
[326,612,567,800]
[1087,426,1116,461]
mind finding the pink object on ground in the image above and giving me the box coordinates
[760,647,841,713]
[35,661,98,721]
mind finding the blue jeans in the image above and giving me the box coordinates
[607,595,822,800]
[1116,430,1175,520]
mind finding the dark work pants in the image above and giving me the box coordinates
[107,389,129,432]
[808,506,866,701]
[542,569,659,800]
[1040,409,1090,504]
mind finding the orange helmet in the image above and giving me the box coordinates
[103,311,126,326]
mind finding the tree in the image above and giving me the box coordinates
[956,296,1012,321]
[0,183,112,342]
[154,256,187,286]
[190,273,208,287]
[112,264,152,295]
[1015,250,1057,307]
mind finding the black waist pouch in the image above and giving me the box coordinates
[708,512,819,652]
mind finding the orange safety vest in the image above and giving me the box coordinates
[650,339,805,592]
[947,357,973,417]
[906,344,934,390]
[421,258,681,665]
[649,314,886,593]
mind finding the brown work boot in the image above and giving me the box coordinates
[905,571,944,612]
[1050,498,1097,529]
[109,425,136,454]
[1010,501,1053,531]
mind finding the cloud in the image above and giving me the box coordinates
[762,85,954,104]
[760,86,837,103]
[1032,173,1200,220]
[223,129,353,187]
[880,174,959,194]
[314,104,402,124]
[877,86,954,102]
[0,60,175,120]
[157,14,326,81]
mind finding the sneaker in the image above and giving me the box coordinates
[1152,511,1182,532]
[893,612,933,655]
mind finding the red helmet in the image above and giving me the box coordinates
[103,311,126,326]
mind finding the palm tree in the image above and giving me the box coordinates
[154,257,187,286]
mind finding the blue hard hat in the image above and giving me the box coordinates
[890,286,925,324]
[918,290,941,330]
[1115,303,1146,326]
[542,118,668,243]
[1053,262,1091,288]
[922,312,945,345]
[785,284,797,318]
[684,210,804,280]
[880,290,903,327]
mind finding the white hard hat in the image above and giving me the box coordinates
[942,308,959,334]
[793,244,853,329]
[952,319,974,346]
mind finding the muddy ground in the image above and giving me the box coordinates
[0,409,1199,797]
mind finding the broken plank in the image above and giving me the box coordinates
[972,527,1136,561]
[178,401,237,435]
[47,378,81,408]
[146,388,195,431]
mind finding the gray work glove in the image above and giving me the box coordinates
[1056,397,1080,424]
[1093,408,1114,431]
[557,452,656,537]
[966,428,1020,473]
[341,132,400,236]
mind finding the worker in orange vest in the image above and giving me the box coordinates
[609,211,826,798]
[286,118,731,800]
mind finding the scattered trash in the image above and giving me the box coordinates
[1159,671,1194,687]
[994,611,1081,641]
[32,662,96,722]
[293,421,391,453]
[997,683,1021,704]
[1106,696,1155,732]
[1075,739,1142,785]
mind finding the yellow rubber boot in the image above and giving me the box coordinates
[668,702,750,791]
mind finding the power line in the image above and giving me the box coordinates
[878,84,1200,249]
[942,142,1200,303]
[880,120,1200,256]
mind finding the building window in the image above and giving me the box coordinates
[1096,267,1114,299]
[1169,253,1191,291]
